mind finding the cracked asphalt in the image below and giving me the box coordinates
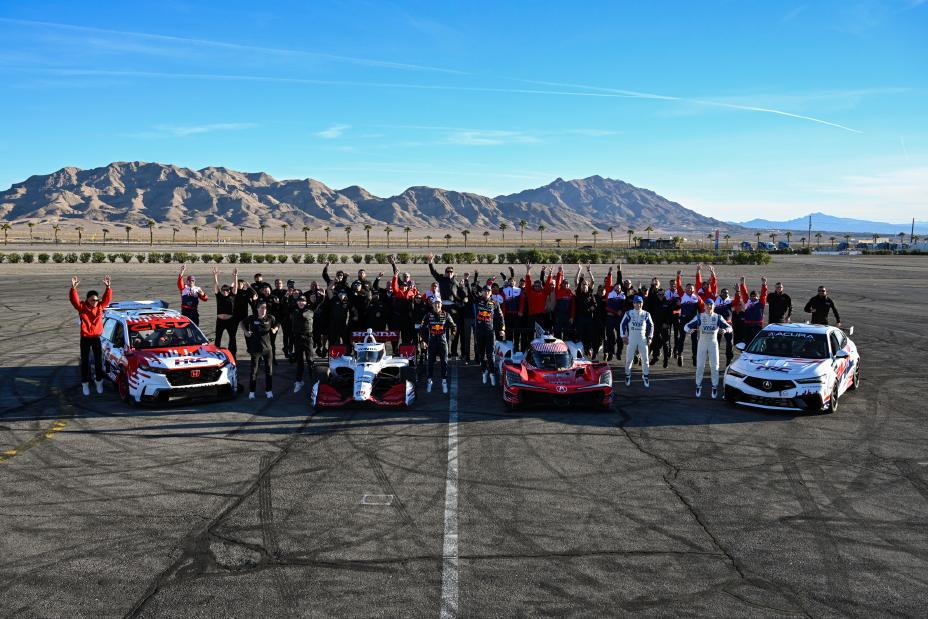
[1,255,926,617]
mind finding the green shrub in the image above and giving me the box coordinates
[458,252,476,264]
[327,253,338,263]
[317,253,328,264]
[107,253,118,263]
[22,252,35,263]
[187,253,199,263]
[277,254,288,264]
[290,254,302,264]
[8,252,21,263]
[0,253,5,263]
[303,253,315,264]
[226,253,239,263]
[352,254,363,264]
[66,252,80,263]
[148,252,163,264]
[364,254,374,264]
[92,252,106,263]
[135,253,146,263]
[264,254,277,264]
[118,253,132,263]
[213,253,224,263]
[373,252,388,264]
[38,253,50,263]
[201,254,213,264]
[239,251,253,263]
[79,252,91,263]
[339,254,349,263]
[396,252,410,264]
[254,254,265,264]
[52,252,65,263]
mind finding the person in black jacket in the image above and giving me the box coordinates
[420,298,457,394]
[241,301,278,399]
[473,286,505,385]
[804,286,841,326]
[212,267,239,359]
[327,288,352,351]
[290,295,314,393]
[767,282,792,324]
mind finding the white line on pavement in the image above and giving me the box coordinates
[439,364,459,619]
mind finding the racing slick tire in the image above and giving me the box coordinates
[116,368,136,407]
[821,382,839,415]
[849,362,860,391]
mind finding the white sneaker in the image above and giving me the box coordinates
[266,391,273,399]
[482,371,488,384]
[81,382,90,396]
[95,380,104,394]
[643,376,650,388]
[248,392,256,400]
[625,375,631,387]
[695,385,702,398]
[442,379,448,394]
[293,381,304,393]
[711,387,718,399]
[489,373,496,386]
[427,379,433,393]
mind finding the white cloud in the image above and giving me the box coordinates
[127,122,256,139]
[316,124,350,139]
[443,130,540,146]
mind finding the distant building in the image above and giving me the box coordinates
[638,237,679,249]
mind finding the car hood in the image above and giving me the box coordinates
[519,363,601,385]
[131,345,227,369]
[733,353,828,378]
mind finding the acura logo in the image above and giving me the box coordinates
[762,380,772,390]
[556,386,567,393]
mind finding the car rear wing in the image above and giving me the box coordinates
[351,330,399,343]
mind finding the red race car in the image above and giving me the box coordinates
[496,326,613,410]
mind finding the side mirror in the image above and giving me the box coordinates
[846,326,854,336]
[735,342,746,351]
[835,349,849,359]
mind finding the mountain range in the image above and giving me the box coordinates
[0,162,736,233]
[735,213,926,236]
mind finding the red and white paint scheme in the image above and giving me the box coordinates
[724,323,860,413]
[311,329,416,409]
[100,300,237,404]
[494,324,613,410]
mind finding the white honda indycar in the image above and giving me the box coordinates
[723,323,860,413]
[311,329,417,408]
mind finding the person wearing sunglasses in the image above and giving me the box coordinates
[69,274,112,396]
[804,286,841,326]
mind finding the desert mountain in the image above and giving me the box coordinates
[0,162,734,233]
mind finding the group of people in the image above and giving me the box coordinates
[70,259,843,400]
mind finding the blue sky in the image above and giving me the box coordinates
[0,0,925,222]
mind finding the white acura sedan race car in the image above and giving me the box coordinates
[723,323,860,413]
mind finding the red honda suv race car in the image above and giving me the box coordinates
[100,301,237,404]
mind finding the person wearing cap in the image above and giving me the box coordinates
[675,268,705,367]
[290,294,314,393]
[177,263,208,325]
[69,274,113,396]
[738,275,768,345]
[241,299,278,399]
[684,297,733,398]
[473,285,505,385]
[619,295,654,388]
[322,261,349,294]
[212,266,240,359]
[389,255,420,346]
[326,286,352,351]
[604,264,626,363]
[419,297,457,394]
[804,285,841,326]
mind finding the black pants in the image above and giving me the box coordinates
[249,351,273,392]
[605,315,624,359]
[79,336,103,383]
[449,308,461,357]
[575,316,595,356]
[459,318,474,361]
[676,317,698,360]
[215,317,239,359]
[427,338,449,381]
[719,331,734,365]
[281,321,293,357]
[742,323,763,346]
[294,340,314,382]
[181,307,200,326]
[474,330,496,373]
[653,322,672,363]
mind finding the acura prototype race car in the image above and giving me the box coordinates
[311,330,416,408]
[723,323,860,413]
[495,325,613,409]
[100,300,237,404]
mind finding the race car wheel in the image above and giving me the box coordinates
[116,369,135,406]
[723,385,737,405]
[822,383,839,415]
[849,363,860,391]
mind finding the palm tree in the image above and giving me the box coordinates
[404,226,412,248]
[843,233,851,248]
[483,230,490,246]
[898,232,906,246]
[142,219,153,246]
[723,233,731,249]
[799,236,806,247]
[384,226,393,248]
[344,226,352,246]
[815,232,823,248]
[215,223,224,243]
[238,226,245,245]
[172,227,180,244]
[871,233,878,246]
[27,221,35,241]
[608,225,615,246]
[912,235,920,244]
[124,224,132,244]
[461,229,469,247]
[785,231,792,246]
[52,223,61,244]
[302,225,311,247]
[499,222,508,243]
[1,223,10,245]
[364,224,373,248]
[444,233,452,247]
[754,231,762,248]
[102,228,109,245]
[537,224,546,248]
[518,219,527,246]
[76,225,84,246]
[192,225,201,246]
[425,235,432,248]
[555,238,562,249]
[644,225,654,241]
[323,226,331,247]
[259,224,268,247]
[829,236,836,249]
[281,223,288,246]
[627,228,635,248]
[769,232,777,246]
[591,230,599,247]
[574,234,580,247]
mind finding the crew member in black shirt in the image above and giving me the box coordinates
[767,281,793,324]
[804,286,841,326]
[241,300,278,399]
[290,295,314,393]
[212,266,239,359]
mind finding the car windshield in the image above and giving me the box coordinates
[529,350,572,370]
[130,324,208,349]
[356,349,385,363]
[745,331,829,359]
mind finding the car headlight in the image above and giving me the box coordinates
[599,371,613,385]
[139,362,167,374]
[726,368,746,379]
[219,354,232,368]
[505,370,521,385]
[796,376,826,384]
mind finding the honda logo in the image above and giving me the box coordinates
[762,380,772,390]
[191,369,200,378]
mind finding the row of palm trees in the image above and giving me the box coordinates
[0,220,919,250]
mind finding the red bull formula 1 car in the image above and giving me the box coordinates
[311,330,417,409]
[100,300,237,404]
[495,325,614,410]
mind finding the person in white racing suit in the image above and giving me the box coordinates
[683,298,733,399]
[620,295,654,388]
